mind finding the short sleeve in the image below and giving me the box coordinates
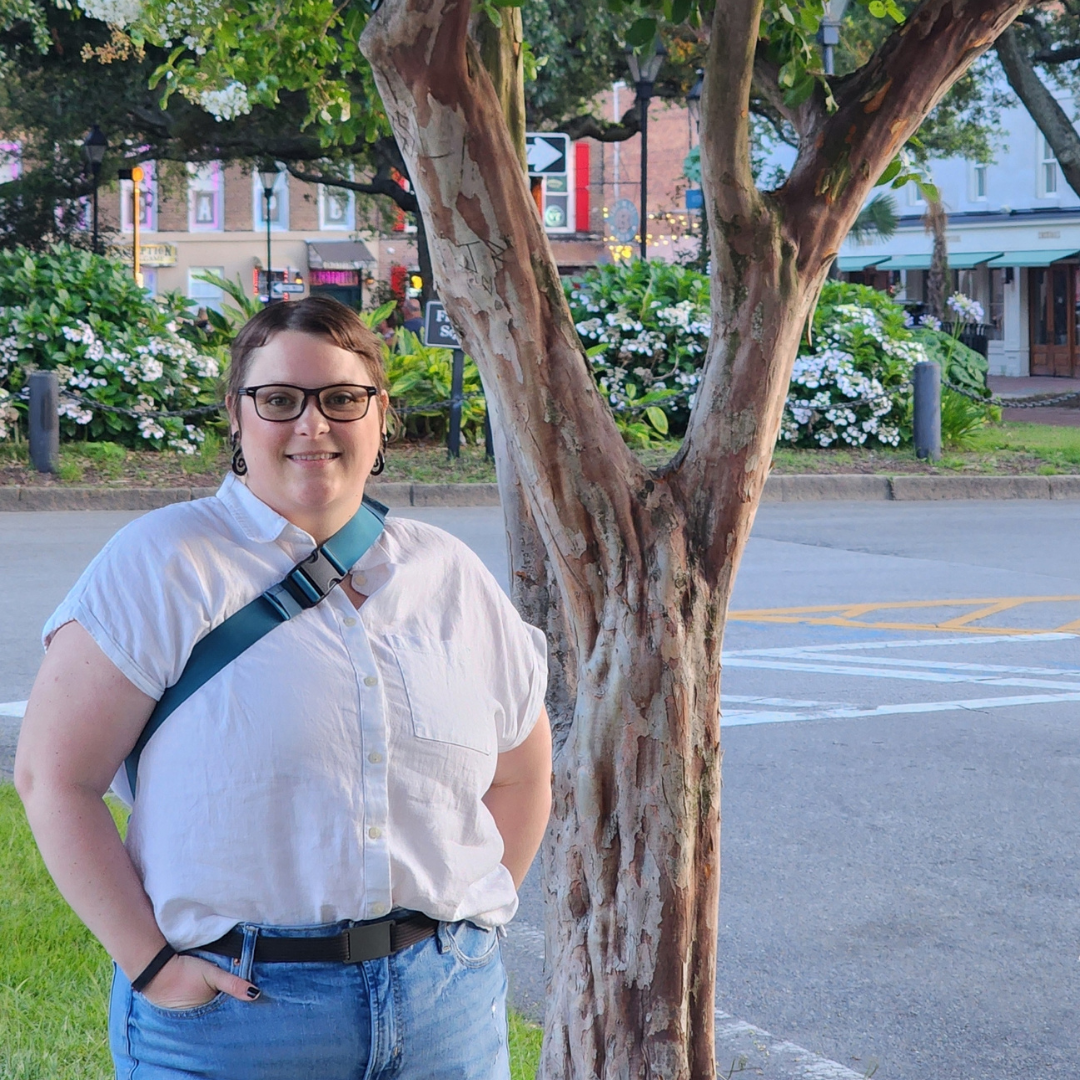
[466,561,548,753]
[41,504,231,701]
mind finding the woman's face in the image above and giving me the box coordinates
[229,329,389,537]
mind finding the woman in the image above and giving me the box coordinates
[15,297,552,1080]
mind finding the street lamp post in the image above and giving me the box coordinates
[686,69,703,142]
[83,126,107,255]
[820,0,850,76]
[257,162,283,304]
[626,38,667,262]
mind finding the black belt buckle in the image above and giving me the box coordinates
[344,920,393,964]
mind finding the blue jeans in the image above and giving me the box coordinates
[109,917,510,1080]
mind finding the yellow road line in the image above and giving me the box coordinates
[729,595,1080,635]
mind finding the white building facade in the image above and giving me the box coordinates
[834,89,1080,378]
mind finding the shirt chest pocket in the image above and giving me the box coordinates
[386,636,496,755]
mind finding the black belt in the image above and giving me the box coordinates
[198,913,438,965]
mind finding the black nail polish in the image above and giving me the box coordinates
[246,986,261,1000]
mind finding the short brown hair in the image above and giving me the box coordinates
[228,297,388,406]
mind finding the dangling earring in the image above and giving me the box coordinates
[370,432,387,477]
[230,430,247,476]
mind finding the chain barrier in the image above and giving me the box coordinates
[39,378,1080,426]
[940,379,1080,409]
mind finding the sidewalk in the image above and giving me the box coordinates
[988,375,1080,427]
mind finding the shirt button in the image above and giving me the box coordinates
[364,675,378,687]
[368,751,383,764]
[368,826,382,839]
[371,902,388,917]
[343,617,357,628]
[353,572,366,587]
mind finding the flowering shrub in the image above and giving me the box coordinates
[0,246,224,452]
[566,260,710,445]
[781,283,924,448]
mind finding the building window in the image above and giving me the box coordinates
[905,180,926,207]
[971,163,987,201]
[188,163,223,231]
[253,169,289,231]
[121,162,156,233]
[319,184,354,230]
[188,266,225,311]
[1040,135,1058,196]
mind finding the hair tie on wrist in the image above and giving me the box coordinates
[132,943,177,993]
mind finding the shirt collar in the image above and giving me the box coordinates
[215,473,294,544]
[215,473,392,569]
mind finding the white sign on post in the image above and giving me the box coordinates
[525,133,569,176]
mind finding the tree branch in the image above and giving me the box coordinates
[284,163,419,213]
[703,0,762,216]
[781,0,1026,276]
[362,0,647,649]
[561,107,639,143]
[1031,43,1080,64]
[997,25,1080,194]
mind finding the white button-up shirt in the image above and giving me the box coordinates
[43,475,547,951]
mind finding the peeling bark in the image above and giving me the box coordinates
[360,1,1025,1077]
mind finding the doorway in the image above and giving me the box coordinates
[1029,266,1080,377]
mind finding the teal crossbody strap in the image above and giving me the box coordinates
[123,495,388,796]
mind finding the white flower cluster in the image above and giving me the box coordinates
[168,424,205,455]
[0,389,18,440]
[199,82,252,122]
[77,0,141,24]
[138,416,166,441]
[59,399,94,426]
[946,292,985,325]
[782,346,903,448]
[61,320,106,362]
[918,314,941,331]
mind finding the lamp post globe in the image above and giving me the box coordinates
[83,125,107,255]
[258,162,283,304]
[820,0,851,75]
[625,37,667,262]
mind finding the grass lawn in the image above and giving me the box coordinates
[4,419,1080,490]
[0,784,543,1080]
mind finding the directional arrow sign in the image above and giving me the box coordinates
[525,133,568,175]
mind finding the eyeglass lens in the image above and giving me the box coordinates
[252,385,372,422]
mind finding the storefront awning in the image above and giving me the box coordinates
[986,249,1080,267]
[946,251,1004,269]
[835,255,891,272]
[874,253,932,270]
[306,240,376,270]
[872,251,1003,271]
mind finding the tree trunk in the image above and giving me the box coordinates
[360,0,1026,1076]
[925,197,949,320]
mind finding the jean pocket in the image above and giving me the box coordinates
[440,920,500,969]
[132,949,234,1018]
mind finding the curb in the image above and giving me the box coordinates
[1,474,1079,510]
[714,1010,869,1080]
[762,472,1080,501]
[0,482,501,511]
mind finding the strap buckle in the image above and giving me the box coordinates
[344,920,394,964]
[282,547,349,610]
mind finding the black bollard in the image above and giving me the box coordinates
[913,360,941,462]
[484,406,494,460]
[447,348,464,460]
[29,371,59,474]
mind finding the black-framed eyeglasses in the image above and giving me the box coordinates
[239,383,379,423]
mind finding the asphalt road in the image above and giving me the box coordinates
[3,499,1080,1079]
